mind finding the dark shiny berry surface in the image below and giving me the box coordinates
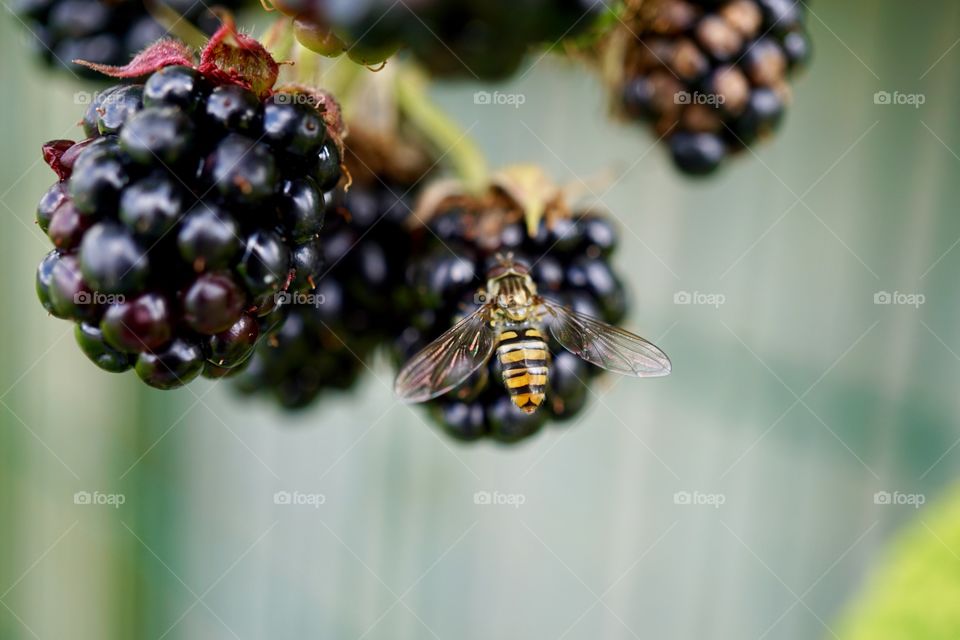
[119,175,184,239]
[205,85,262,134]
[135,338,204,389]
[143,66,205,112]
[210,134,277,206]
[100,292,172,353]
[79,222,149,295]
[75,322,134,373]
[120,107,196,166]
[176,204,241,272]
[183,272,246,335]
[237,231,290,297]
[263,98,327,157]
[34,67,343,389]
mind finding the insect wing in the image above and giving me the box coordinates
[541,298,671,377]
[394,306,497,403]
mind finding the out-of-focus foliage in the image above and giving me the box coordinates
[840,486,960,640]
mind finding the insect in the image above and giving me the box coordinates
[395,254,671,413]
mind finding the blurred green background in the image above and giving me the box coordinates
[3,1,960,638]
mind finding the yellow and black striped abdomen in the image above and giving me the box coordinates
[497,325,549,414]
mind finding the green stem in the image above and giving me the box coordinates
[395,66,488,193]
[265,17,297,65]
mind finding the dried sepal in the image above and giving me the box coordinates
[199,14,280,99]
[74,38,195,78]
[41,140,75,180]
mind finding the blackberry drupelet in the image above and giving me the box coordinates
[271,0,607,79]
[34,40,345,390]
[395,188,630,444]
[12,0,245,78]
[232,175,416,409]
[615,0,811,175]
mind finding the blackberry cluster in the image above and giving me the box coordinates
[619,0,811,175]
[35,65,343,389]
[12,0,243,78]
[232,177,415,408]
[273,0,606,78]
[396,205,626,443]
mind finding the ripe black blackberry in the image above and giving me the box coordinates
[232,174,416,408]
[271,0,606,78]
[394,178,628,443]
[12,0,245,78]
[614,0,811,175]
[34,30,346,389]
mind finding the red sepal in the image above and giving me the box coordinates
[199,16,280,100]
[74,38,196,78]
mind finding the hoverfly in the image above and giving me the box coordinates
[395,254,671,413]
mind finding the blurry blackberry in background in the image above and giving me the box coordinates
[271,0,607,79]
[395,188,629,444]
[232,142,421,409]
[616,0,811,175]
[12,0,245,78]
[35,64,344,389]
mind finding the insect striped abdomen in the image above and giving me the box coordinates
[497,326,548,414]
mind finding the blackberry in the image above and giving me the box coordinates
[232,174,416,409]
[33,31,345,390]
[613,0,811,175]
[273,0,606,79]
[12,0,245,78]
[394,175,632,444]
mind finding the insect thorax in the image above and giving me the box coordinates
[486,272,538,322]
